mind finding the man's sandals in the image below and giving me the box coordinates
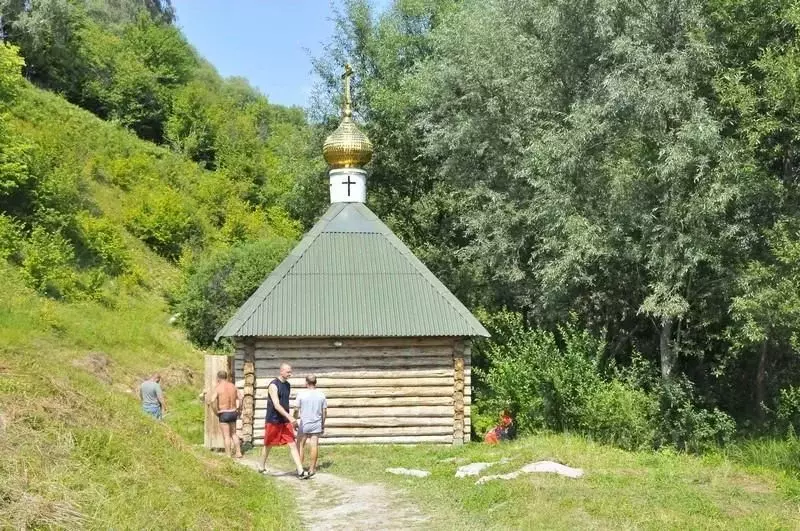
[299,467,316,480]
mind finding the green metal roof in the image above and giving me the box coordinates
[216,202,489,339]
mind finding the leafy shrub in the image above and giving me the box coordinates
[90,153,161,189]
[0,134,33,216]
[20,227,80,299]
[478,311,734,452]
[470,407,498,441]
[653,378,736,453]
[124,183,205,260]
[173,238,294,346]
[218,205,270,246]
[478,311,656,450]
[0,214,22,260]
[581,381,657,451]
[777,386,800,437]
[0,48,35,217]
[75,211,130,275]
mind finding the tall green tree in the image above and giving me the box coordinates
[0,0,87,97]
[313,0,786,411]
[0,43,30,216]
[730,220,800,421]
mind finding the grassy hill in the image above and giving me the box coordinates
[0,77,300,528]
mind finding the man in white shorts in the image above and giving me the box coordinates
[295,374,327,478]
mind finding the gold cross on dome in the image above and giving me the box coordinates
[341,63,353,118]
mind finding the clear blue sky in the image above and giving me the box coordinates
[172,0,388,109]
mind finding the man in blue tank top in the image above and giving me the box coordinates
[258,363,305,478]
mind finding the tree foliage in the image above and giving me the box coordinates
[310,0,800,439]
[173,238,294,347]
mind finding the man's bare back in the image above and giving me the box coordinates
[215,380,239,412]
[209,371,242,458]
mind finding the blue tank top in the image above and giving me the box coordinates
[266,378,291,424]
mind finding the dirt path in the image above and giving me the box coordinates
[238,457,430,531]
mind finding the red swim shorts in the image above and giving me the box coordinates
[264,422,295,446]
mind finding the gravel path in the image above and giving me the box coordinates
[238,456,430,531]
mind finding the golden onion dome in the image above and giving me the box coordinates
[323,64,373,169]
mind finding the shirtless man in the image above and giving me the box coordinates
[208,370,242,458]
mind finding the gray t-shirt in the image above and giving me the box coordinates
[296,389,327,434]
[140,380,163,408]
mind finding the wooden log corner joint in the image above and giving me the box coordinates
[241,339,256,445]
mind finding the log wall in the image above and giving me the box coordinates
[233,337,472,445]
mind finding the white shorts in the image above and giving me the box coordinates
[298,421,322,436]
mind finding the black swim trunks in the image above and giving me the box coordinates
[218,411,238,423]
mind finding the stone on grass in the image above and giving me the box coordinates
[456,462,497,478]
[455,458,513,478]
[476,460,584,484]
[386,467,430,478]
[521,461,583,478]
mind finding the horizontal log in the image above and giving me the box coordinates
[303,370,454,379]
[325,397,454,407]
[245,390,469,406]
[232,366,469,377]
[238,417,455,429]
[246,397,455,408]
[250,386,456,399]
[239,377,460,388]
[252,435,454,445]
[323,417,454,428]
[252,405,454,419]
[237,358,455,371]
[247,338,457,349]
[242,426,454,437]
[320,437,452,445]
[253,346,456,359]
[236,373,469,386]
[323,426,453,437]
[245,359,470,372]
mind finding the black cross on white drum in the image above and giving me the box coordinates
[329,168,366,203]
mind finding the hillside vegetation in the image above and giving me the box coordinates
[0,31,306,531]
[0,264,295,529]
[0,2,321,525]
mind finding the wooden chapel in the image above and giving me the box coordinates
[215,65,489,445]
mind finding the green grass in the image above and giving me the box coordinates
[0,237,292,530]
[265,434,800,530]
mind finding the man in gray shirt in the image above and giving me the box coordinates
[295,374,327,478]
[139,373,167,420]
